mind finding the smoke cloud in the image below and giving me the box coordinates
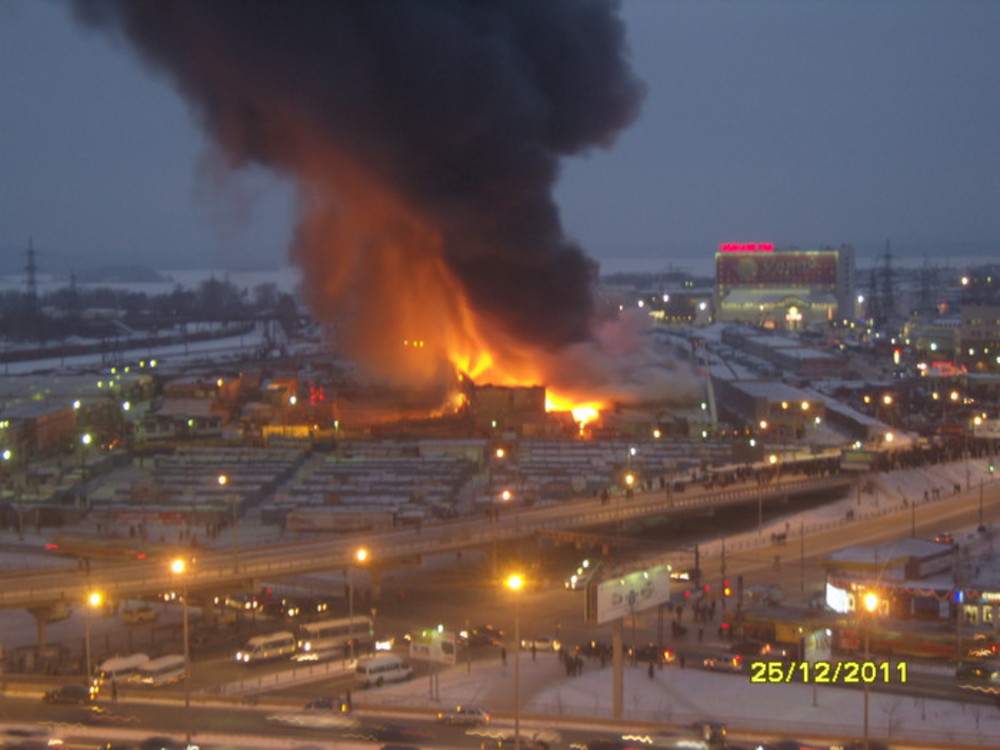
[72,0,648,395]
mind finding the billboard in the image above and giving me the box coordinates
[408,628,457,665]
[717,251,839,287]
[585,563,672,625]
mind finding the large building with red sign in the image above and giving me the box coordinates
[714,243,855,329]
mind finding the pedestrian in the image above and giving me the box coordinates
[500,646,507,666]
[679,653,686,669]
[531,642,536,661]
[647,661,655,679]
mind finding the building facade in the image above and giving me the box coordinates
[714,244,855,329]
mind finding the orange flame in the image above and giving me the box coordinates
[292,143,606,426]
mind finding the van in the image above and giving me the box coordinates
[96,653,151,685]
[128,654,186,686]
[235,631,297,664]
[354,654,414,688]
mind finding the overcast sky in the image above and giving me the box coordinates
[1,0,998,277]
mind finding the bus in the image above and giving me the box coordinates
[234,631,297,664]
[95,653,150,685]
[296,616,374,660]
[128,654,186,686]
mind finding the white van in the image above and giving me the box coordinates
[355,654,414,688]
[235,631,297,664]
[96,653,151,685]
[129,654,186,686]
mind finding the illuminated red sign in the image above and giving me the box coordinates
[719,242,774,253]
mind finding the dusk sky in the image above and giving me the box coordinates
[1,0,999,278]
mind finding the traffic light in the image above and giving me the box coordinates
[990,462,995,475]
[723,579,731,597]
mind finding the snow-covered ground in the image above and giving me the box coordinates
[361,649,998,749]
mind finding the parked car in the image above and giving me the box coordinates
[956,661,1000,683]
[42,683,95,704]
[459,625,503,647]
[436,704,491,726]
[520,635,561,652]
[702,655,744,673]
[627,643,675,664]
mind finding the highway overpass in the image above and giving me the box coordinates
[0,474,854,613]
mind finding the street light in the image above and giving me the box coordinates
[218,474,239,572]
[80,433,92,478]
[170,556,192,740]
[505,573,525,750]
[84,590,103,687]
[347,547,369,660]
[861,591,879,750]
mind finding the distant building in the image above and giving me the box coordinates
[958,304,1000,374]
[714,379,827,443]
[714,244,855,329]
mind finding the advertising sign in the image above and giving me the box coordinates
[408,628,457,665]
[717,251,839,287]
[585,563,672,624]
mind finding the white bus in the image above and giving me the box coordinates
[128,654,186,686]
[234,631,297,664]
[296,616,374,660]
[96,653,151,685]
[355,653,413,688]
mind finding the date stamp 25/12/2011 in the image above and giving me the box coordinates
[749,660,907,685]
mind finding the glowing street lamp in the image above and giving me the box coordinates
[861,591,879,750]
[84,591,103,686]
[80,433,92,477]
[346,547,370,660]
[218,474,240,572]
[505,573,525,750]
[170,556,192,734]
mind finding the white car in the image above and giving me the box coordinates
[520,635,561,652]
[437,704,491,726]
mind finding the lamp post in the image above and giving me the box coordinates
[505,573,525,750]
[84,591,103,687]
[861,591,879,750]
[347,547,369,660]
[218,474,239,572]
[80,433,92,479]
[171,556,192,743]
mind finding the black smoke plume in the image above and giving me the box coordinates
[72,0,644,388]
